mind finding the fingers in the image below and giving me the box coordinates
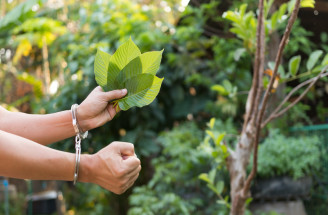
[124,171,140,192]
[106,103,119,120]
[117,141,136,157]
[126,163,141,178]
[123,156,140,173]
[102,89,127,102]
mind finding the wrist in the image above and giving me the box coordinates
[76,106,93,132]
[78,154,94,183]
[71,104,89,139]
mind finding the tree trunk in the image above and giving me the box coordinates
[228,122,255,215]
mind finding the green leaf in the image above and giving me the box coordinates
[199,173,211,183]
[222,80,233,92]
[117,74,164,111]
[270,12,279,30]
[322,53,328,66]
[206,130,215,141]
[268,61,287,79]
[208,118,215,129]
[239,4,248,18]
[216,133,225,146]
[211,84,228,96]
[216,181,224,194]
[245,197,253,206]
[217,200,227,205]
[301,0,315,8]
[207,184,219,195]
[94,49,111,90]
[208,169,216,184]
[115,50,163,87]
[288,55,301,76]
[220,144,228,156]
[107,38,141,90]
[94,39,164,110]
[307,50,323,71]
[222,11,238,23]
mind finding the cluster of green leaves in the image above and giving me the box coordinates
[222,1,315,53]
[94,38,164,111]
[0,0,46,33]
[253,129,322,179]
[197,118,239,210]
[128,122,222,215]
[60,183,115,215]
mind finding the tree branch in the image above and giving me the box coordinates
[262,66,328,127]
[242,0,301,195]
[242,0,265,131]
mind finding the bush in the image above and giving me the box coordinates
[255,129,322,180]
[128,122,224,215]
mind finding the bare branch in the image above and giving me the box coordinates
[242,0,301,196]
[242,0,265,131]
[240,0,266,196]
[262,66,328,127]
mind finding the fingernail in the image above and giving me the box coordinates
[121,89,127,94]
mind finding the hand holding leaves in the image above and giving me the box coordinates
[94,38,164,111]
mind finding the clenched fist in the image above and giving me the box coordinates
[79,141,141,194]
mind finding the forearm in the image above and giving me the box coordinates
[0,107,75,145]
[0,130,92,182]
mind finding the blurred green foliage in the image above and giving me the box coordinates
[254,129,322,180]
[128,122,224,215]
[1,0,328,214]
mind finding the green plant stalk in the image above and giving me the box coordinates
[284,69,317,83]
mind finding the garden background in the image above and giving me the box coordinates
[0,0,328,214]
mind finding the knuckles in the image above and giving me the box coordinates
[113,166,127,178]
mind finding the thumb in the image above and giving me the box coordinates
[103,89,127,102]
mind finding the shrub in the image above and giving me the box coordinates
[255,129,322,179]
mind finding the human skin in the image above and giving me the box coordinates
[0,86,126,145]
[0,86,141,194]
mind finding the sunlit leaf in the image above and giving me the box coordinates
[206,130,215,141]
[13,39,32,64]
[211,84,228,96]
[301,0,315,8]
[94,39,164,110]
[115,50,163,86]
[216,133,225,146]
[94,49,112,91]
[107,38,141,90]
[208,118,215,129]
[117,74,164,111]
[199,173,211,183]
[322,53,328,66]
[288,55,301,76]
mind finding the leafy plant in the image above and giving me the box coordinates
[253,129,322,179]
[128,122,223,215]
[198,118,238,210]
[222,1,315,54]
[94,38,164,111]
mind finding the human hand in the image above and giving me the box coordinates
[76,86,127,131]
[80,141,141,194]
